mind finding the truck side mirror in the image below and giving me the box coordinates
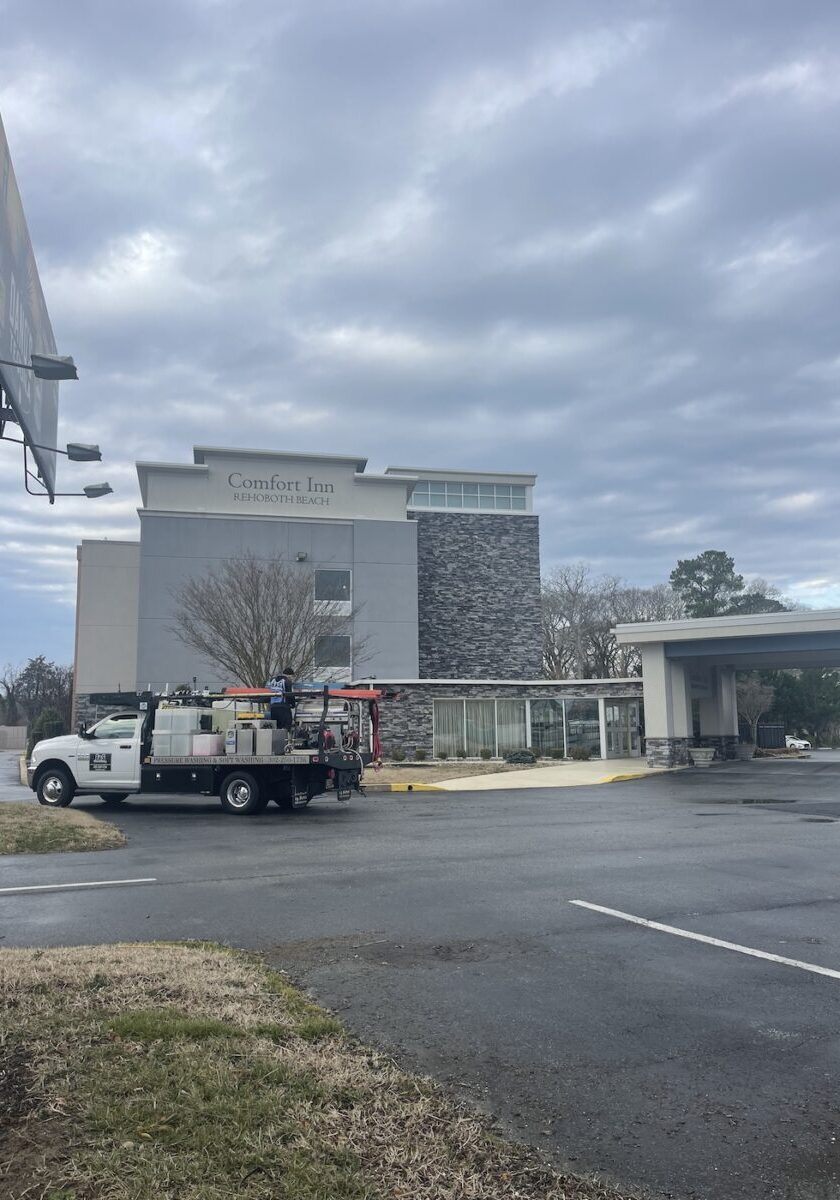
[78,722,89,739]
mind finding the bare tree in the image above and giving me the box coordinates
[736,674,775,745]
[609,584,684,676]
[542,565,683,679]
[0,663,22,724]
[169,553,365,686]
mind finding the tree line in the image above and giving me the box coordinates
[542,549,840,745]
[541,549,788,679]
[0,656,74,743]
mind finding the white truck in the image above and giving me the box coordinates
[28,686,380,816]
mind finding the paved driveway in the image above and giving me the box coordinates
[3,761,840,1199]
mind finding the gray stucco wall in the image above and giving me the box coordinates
[135,513,418,690]
[413,512,542,678]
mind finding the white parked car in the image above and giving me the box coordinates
[785,735,811,750]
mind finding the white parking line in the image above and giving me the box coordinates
[0,878,157,896]
[570,899,840,982]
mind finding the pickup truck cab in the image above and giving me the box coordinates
[29,701,367,815]
[29,711,143,805]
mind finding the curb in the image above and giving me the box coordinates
[601,771,651,784]
[365,783,445,793]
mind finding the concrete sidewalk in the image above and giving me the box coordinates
[434,758,667,790]
[0,749,31,801]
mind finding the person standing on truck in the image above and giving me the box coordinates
[267,667,297,737]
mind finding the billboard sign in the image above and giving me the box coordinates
[0,113,59,498]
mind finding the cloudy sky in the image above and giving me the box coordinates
[1,0,840,665]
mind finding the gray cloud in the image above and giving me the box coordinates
[2,0,840,661]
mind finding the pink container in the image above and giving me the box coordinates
[191,734,224,757]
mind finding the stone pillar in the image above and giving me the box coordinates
[640,644,692,767]
[698,666,740,758]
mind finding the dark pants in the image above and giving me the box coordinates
[271,702,293,730]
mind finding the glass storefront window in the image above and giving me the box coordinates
[530,698,564,756]
[465,699,495,757]
[565,700,601,758]
[497,698,527,754]
[434,700,464,757]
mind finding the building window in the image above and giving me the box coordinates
[565,700,601,758]
[408,481,528,511]
[314,569,351,603]
[434,699,465,757]
[465,699,495,756]
[496,698,528,755]
[313,635,351,669]
[530,698,564,756]
[432,696,608,760]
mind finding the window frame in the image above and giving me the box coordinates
[408,480,529,512]
[313,633,352,671]
[314,568,352,605]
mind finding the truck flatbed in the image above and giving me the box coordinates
[148,751,360,767]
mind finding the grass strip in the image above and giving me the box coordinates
[0,942,641,1199]
[0,802,125,855]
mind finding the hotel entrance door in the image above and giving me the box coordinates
[604,701,641,758]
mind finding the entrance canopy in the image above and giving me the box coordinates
[614,609,840,766]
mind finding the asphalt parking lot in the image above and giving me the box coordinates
[3,758,840,1200]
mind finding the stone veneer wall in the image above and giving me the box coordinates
[74,692,140,728]
[372,680,644,760]
[412,511,542,678]
[645,737,691,768]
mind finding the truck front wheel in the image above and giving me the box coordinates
[219,771,267,815]
[36,767,75,808]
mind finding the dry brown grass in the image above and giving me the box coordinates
[0,802,125,855]
[0,942,642,1200]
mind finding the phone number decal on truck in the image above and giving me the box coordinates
[88,753,112,771]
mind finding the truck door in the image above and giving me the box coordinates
[76,712,142,790]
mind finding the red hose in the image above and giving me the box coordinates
[370,700,382,767]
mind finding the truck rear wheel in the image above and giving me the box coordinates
[36,766,75,808]
[219,771,267,815]
[100,793,129,804]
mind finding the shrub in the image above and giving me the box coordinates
[568,745,591,761]
[549,748,565,759]
[414,748,427,761]
[391,748,406,763]
[28,707,65,755]
[437,751,448,761]
[479,748,493,760]
[456,748,468,759]
[504,750,536,765]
